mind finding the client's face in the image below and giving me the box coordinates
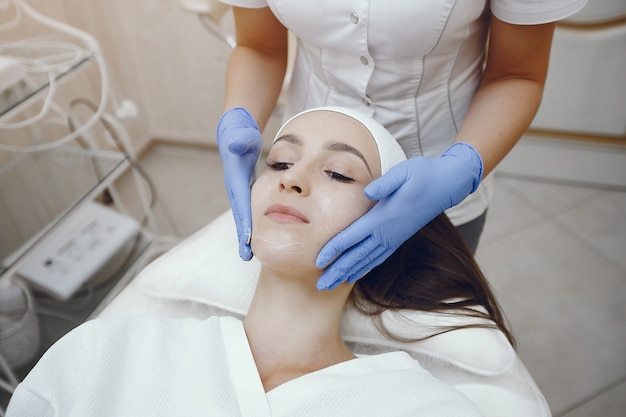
[250,110,381,273]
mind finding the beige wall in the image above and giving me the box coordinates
[3,0,236,153]
[499,0,626,187]
[530,0,626,141]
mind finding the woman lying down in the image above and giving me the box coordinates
[7,107,514,416]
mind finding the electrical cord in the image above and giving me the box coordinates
[68,97,181,247]
[0,3,166,406]
[0,0,114,152]
[0,352,17,391]
[31,306,81,326]
[38,99,156,300]
[0,279,28,405]
[67,98,158,212]
[0,41,59,129]
[63,98,181,297]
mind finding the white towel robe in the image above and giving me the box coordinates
[7,315,483,416]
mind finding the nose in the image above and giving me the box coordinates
[279,166,309,195]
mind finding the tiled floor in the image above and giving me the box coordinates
[129,141,626,416]
[475,176,626,417]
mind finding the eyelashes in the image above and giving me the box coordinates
[265,159,355,183]
[327,171,355,182]
[266,159,292,171]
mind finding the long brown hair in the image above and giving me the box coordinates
[350,213,515,347]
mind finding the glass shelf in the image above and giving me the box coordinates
[0,53,92,118]
[0,146,154,390]
[0,146,128,276]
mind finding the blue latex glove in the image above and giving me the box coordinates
[315,142,483,290]
[216,107,262,261]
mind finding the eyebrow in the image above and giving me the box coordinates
[275,134,373,176]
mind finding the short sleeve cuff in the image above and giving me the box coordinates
[491,0,588,25]
[219,0,268,8]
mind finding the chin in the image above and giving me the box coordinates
[251,235,319,273]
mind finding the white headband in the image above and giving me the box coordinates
[274,106,407,175]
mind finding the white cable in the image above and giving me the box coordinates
[0,376,15,395]
[99,113,159,233]
[0,40,67,130]
[0,352,17,392]
[0,0,111,152]
[99,112,182,245]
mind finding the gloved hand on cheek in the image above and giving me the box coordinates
[315,142,483,290]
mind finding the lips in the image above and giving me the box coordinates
[264,204,310,223]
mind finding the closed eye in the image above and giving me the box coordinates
[326,171,355,182]
[267,159,354,182]
[266,159,292,171]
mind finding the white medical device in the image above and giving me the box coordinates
[14,201,139,301]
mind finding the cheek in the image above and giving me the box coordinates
[250,176,270,224]
[316,190,374,240]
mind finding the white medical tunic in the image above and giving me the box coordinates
[220,0,587,225]
[7,315,484,416]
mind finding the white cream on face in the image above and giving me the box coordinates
[319,193,371,237]
[250,111,380,274]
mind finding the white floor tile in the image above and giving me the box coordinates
[480,176,545,245]
[560,380,626,417]
[476,220,626,416]
[556,191,626,271]
[495,175,604,217]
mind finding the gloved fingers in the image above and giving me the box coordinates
[345,245,389,284]
[234,209,252,260]
[238,238,253,261]
[442,142,484,195]
[315,220,374,269]
[364,162,410,200]
[227,130,263,155]
[229,190,253,262]
[316,269,345,291]
[316,235,379,290]
[324,280,344,291]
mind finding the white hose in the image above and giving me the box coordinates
[0,0,112,152]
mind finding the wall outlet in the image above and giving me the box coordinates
[16,201,140,301]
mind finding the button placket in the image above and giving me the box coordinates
[348,5,373,111]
